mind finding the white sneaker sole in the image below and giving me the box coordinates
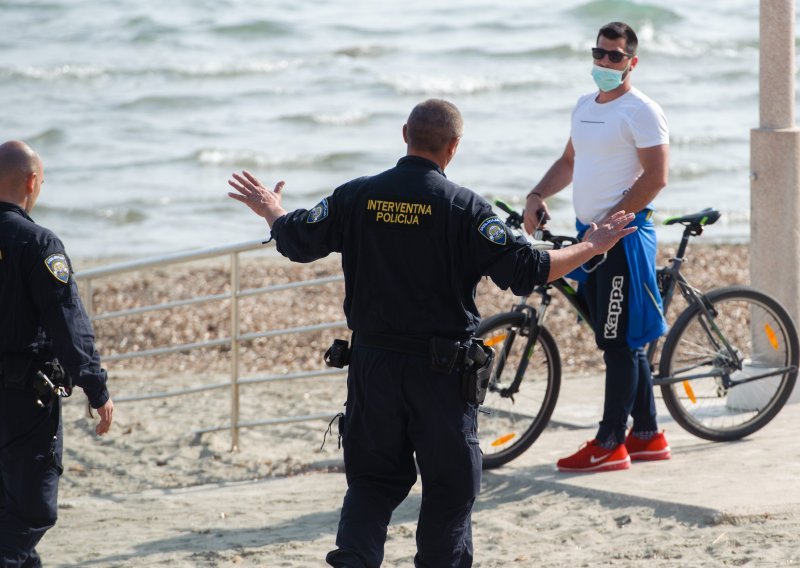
[557,456,631,473]
[628,446,671,461]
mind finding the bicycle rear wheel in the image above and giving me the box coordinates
[659,286,799,441]
[476,311,561,469]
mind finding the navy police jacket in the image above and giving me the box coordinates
[0,202,109,408]
[271,156,551,340]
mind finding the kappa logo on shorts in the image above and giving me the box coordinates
[604,276,625,339]
[44,253,70,284]
[307,198,329,224]
[478,216,507,246]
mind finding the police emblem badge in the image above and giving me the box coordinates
[478,216,507,245]
[45,253,70,284]
[306,198,329,224]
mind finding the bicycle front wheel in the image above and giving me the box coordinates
[659,286,799,441]
[476,311,561,469]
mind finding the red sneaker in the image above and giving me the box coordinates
[556,440,631,473]
[625,431,671,461]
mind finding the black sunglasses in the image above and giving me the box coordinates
[591,47,633,63]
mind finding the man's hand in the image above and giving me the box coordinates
[583,210,638,254]
[227,170,288,226]
[523,193,551,235]
[95,398,114,436]
[545,210,636,281]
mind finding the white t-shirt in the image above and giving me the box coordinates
[570,87,669,224]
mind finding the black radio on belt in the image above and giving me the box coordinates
[324,339,352,368]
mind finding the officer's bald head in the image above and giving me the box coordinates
[405,99,463,155]
[0,140,44,211]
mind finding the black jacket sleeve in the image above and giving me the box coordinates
[462,197,551,295]
[271,184,350,262]
[29,237,110,408]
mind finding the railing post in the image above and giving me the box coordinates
[84,279,94,317]
[230,252,241,451]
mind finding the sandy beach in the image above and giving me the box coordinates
[35,243,800,567]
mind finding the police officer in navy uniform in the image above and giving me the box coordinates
[228,100,636,567]
[0,140,114,568]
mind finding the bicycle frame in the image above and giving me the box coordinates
[506,222,749,387]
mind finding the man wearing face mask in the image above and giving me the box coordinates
[522,21,670,472]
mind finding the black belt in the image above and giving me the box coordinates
[352,332,431,358]
[353,332,470,374]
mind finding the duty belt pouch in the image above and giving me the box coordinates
[461,340,494,405]
[324,339,351,368]
[430,337,460,374]
[41,360,71,390]
[0,356,33,390]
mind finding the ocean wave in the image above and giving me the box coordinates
[444,43,585,60]
[0,0,63,9]
[669,162,747,181]
[36,204,147,224]
[569,0,682,24]
[670,134,744,147]
[0,64,107,80]
[117,93,224,110]
[279,110,373,126]
[26,128,65,145]
[121,15,180,43]
[334,45,390,58]
[194,148,366,169]
[0,59,295,82]
[379,73,558,96]
[211,20,292,37]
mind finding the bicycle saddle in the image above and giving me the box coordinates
[663,208,721,227]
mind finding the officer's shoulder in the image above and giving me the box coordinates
[22,221,66,256]
[435,181,490,213]
[332,175,373,199]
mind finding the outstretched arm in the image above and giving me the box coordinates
[228,170,287,227]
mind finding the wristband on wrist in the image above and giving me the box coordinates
[527,190,543,199]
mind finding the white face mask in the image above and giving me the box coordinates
[591,64,629,92]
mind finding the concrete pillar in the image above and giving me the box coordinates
[749,0,800,403]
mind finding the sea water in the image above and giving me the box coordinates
[1,0,791,259]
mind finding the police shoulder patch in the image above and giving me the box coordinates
[44,253,70,284]
[478,216,508,246]
[306,198,330,224]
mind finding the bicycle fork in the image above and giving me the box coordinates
[493,302,547,401]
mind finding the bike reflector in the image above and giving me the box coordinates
[682,381,697,404]
[764,324,780,351]
[484,334,507,348]
[491,433,516,447]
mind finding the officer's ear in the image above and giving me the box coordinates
[25,171,37,194]
[402,123,409,144]
[447,136,461,158]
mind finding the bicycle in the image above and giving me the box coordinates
[477,202,799,469]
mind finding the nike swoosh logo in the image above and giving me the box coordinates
[590,453,611,464]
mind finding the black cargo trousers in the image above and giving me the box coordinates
[326,343,481,568]
[0,385,62,568]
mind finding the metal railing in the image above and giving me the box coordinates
[76,239,347,450]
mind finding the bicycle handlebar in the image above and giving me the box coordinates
[494,199,579,249]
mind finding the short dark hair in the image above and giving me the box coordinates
[597,22,638,55]
[405,99,463,154]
